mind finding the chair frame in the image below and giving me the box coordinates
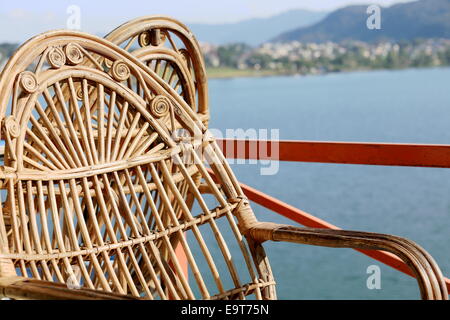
[0,17,446,300]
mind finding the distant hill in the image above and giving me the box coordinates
[188,9,328,46]
[0,43,18,59]
[273,0,450,43]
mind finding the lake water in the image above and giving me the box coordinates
[208,68,450,299]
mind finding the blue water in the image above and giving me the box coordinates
[208,68,450,299]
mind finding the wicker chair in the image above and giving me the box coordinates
[0,17,447,300]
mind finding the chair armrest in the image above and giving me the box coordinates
[0,277,139,300]
[248,222,448,300]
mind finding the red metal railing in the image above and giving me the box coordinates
[218,139,450,168]
[216,139,450,292]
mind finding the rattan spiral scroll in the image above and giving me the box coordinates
[150,95,171,118]
[48,47,66,69]
[110,60,131,81]
[64,43,84,65]
[18,71,38,94]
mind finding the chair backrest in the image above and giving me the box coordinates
[105,16,209,126]
[0,27,276,300]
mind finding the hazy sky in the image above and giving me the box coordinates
[0,0,415,42]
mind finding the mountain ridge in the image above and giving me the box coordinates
[188,9,328,46]
[272,0,450,43]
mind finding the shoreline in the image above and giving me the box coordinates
[206,66,449,80]
[206,68,296,79]
[206,69,294,79]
